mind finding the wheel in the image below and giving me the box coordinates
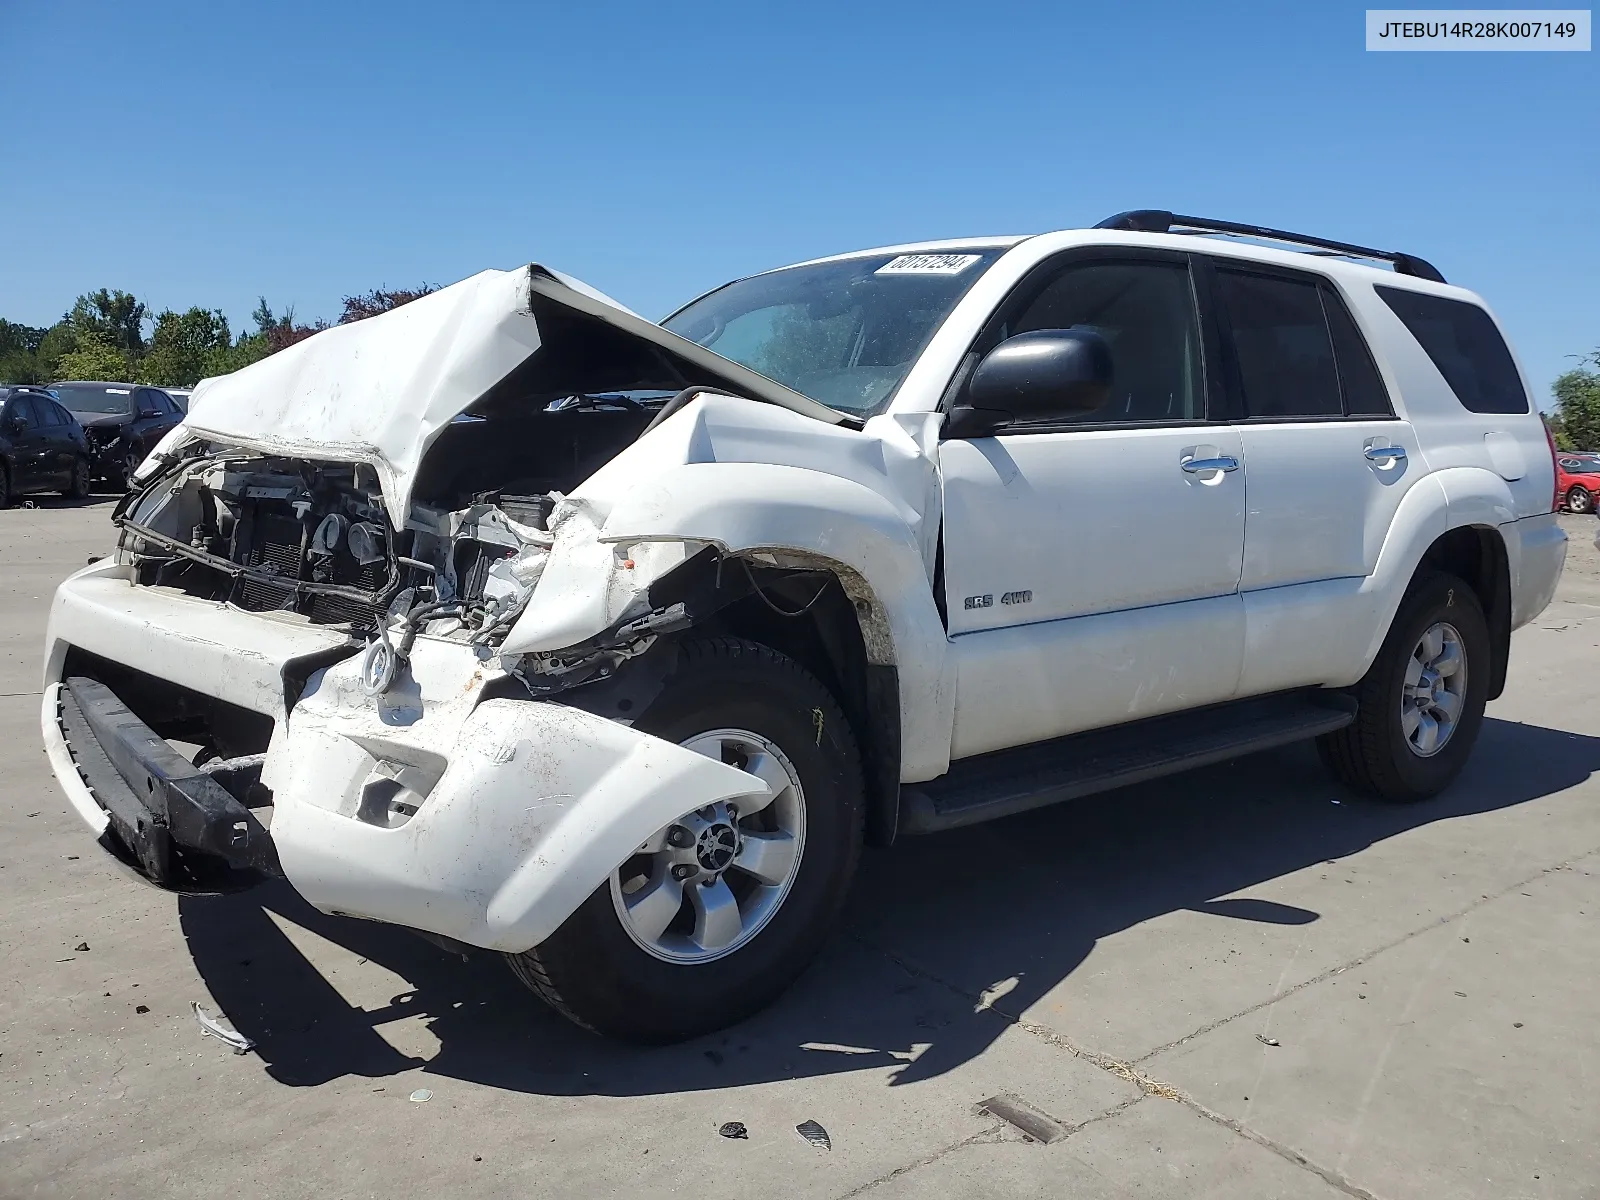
[62,456,91,500]
[1566,485,1592,514]
[109,449,140,491]
[506,637,864,1042]
[0,461,9,509]
[1316,571,1489,803]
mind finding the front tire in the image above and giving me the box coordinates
[506,637,864,1042]
[1316,571,1489,803]
[63,456,91,500]
[1566,485,1592,514]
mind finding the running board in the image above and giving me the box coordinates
[899,689,1356,835]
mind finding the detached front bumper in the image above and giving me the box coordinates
[44,566,770,954]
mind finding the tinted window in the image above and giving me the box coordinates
[1321,287,1393,417]
[38,399,66,426]
[52,384,135,415]
[1004,261,1203,422]
[1376,286,1527,414]
[16,396,45,425]
[1217,271,1341,419]
[156,392,180,416]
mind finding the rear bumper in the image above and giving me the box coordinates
[1507,510,1567,629]
[44,567,771,953]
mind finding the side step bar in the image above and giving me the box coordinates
[899,689,1356,835]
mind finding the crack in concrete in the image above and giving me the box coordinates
[1134,841,1600,1065]
[832,1121,1009,1199]
[851,843,1600,1199]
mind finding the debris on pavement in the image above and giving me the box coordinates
[192,1002,255,1054]
[795,1120,831,1151]
[978,1094,1069,1144]
[409,1089,433,1103]
[1256,1034,1280,1047]
[73,942,89,952]
[135,1004,149,1014]
[718,1122,748,1140]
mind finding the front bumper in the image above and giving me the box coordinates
[44,567,770,953]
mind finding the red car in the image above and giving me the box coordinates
[1557,454,1600,513]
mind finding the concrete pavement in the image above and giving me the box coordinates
[3,499,1597,1198]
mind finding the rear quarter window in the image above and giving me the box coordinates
[1375,286,1528,415]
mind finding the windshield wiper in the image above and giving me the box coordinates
[545,392,674,414]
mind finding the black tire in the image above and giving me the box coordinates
[1316,571,1490,803]
[62,456,91,500]
[505,637,864,1042]
[108,449,139,492]
[1566,485,1592,514]
[0,461,9,509]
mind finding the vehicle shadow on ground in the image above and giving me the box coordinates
[176,715,1600,1096]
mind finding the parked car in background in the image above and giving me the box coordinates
[0,386,92,507]
[50,382,185,489]
[164,388,192,412]
[1556,455,1600,513]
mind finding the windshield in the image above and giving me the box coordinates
[52,384,134,414]
[662,250,1004,416]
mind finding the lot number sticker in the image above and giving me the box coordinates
[876,254,982,275]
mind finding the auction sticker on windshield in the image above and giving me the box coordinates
[876,254,983,275]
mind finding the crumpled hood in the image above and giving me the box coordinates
[156,264,847,524]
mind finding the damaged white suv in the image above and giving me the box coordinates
[41,211,1566,1041]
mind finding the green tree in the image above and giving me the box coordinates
[35,322,76,380]
[0,319,49,383]
[137,307,234,387]
[1553,350,1600,453]
[66,289,147,355]
[55,334,134,382]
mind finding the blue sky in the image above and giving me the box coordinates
[2,0,1594,400]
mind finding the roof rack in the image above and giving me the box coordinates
[1094,210,1446,284]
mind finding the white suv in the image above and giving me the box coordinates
[41,210,1566,1041]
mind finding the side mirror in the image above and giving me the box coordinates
[945,329,1113,439]
[139,406,162,419]
[5,414,27,434]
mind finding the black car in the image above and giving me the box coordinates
[0,386,93,507]
[51,381,185,488]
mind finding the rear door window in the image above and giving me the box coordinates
[1320,287,1393,417]
[1215,270,1342,419]
[1375,287,1528,414]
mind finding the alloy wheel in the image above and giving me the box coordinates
[610,728,807,964]
[1400,622,1468,758]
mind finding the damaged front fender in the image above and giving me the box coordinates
[266,641,771,951]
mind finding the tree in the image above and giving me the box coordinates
[55,334,134,382]
[0,319,49,383]
[338,284,439,324]
[66,289,147,355]
[1553,349,1600,453]
[136,307,234,388]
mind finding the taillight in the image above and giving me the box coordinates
[1544,421,1561,511]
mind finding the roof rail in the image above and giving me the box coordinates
[1093,210,1446,284]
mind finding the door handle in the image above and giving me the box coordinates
[1364,445,1407,463]
[1181,455,1240,474]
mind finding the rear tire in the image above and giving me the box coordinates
[1566,485,1592,514]
[0,461,9,509]
[505,637,864,1042]
[1316,571,1489,803]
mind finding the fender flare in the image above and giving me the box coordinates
[1344,467,1517,684]
[595,461,956,785]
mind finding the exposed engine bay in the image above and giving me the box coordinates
[113,404,657,647]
